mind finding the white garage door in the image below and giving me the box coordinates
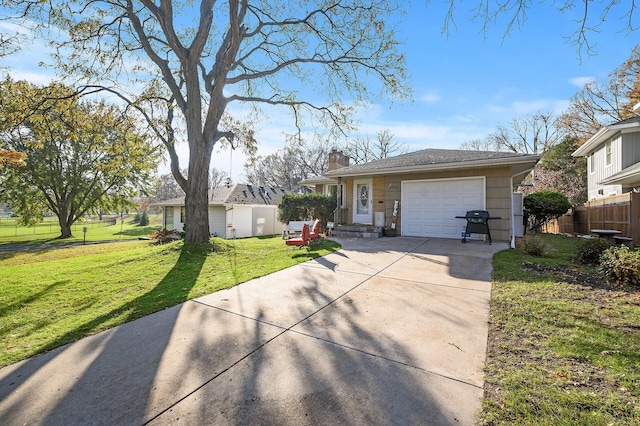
[401,177,485,238]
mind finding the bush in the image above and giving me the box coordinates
[278,193,335,224]
[522,236,546,256]
[575,237,611,264]
[598,245,640,286]
[523,190,572,232]
[150,228,181,244]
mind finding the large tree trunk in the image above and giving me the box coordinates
[58,211,74,238]
[184,141,212,243]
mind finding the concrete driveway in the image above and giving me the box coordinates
[0,237,507,425]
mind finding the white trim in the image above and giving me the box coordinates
[573,120,640,157]
[326,156,540,178]
[352,178,373,224]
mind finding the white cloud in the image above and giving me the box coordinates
[6,69,56,86]
[419,92,441,103]
[569,76,595,88]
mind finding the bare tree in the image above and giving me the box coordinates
[243,135,332,191]
[208,168,229,190]
[459,138,495,151]
[7,0,409,242]
[488,112,561,154]
[343,129,407,164]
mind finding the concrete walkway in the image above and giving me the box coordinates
[0,237,507,425]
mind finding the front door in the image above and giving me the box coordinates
[353,179,372,224]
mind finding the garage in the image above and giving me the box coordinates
[401,177,485,238]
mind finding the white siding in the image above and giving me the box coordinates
[225,205,253,238]
[251,206,285,236]
[588,135,623,199]
[208,206,226,237]
[164,204,282,239]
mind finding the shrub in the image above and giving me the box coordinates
[278,193,335,224]
[575,237,611,264]
[523,190,572,232]
[150,228,181,244]
[598,245,640,286]
[522,236,546,257]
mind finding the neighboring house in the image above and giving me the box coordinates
[305,148,540,244]
[572,115,640,200]
[155,184,288,239]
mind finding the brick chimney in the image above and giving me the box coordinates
[328,149,350,171]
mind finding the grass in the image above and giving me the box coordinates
[0,214,163,245]
[481,234,640,425]
[0,236,340,368]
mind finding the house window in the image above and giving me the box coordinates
[164,207,174,231]
[180,206,186,224]
[605,141,612,166]
[589,154,594,174]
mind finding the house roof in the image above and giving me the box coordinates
[599,162,640,187]
[573,116,640,157]
[154,184,287,206]
[323,148,540,178]
[299,175,338,187]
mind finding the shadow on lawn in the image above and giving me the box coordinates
[0,244,208,425]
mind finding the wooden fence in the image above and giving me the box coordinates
[552,192,640,246]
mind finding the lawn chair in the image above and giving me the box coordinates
[309,219,322,241]
[285,223,310,249]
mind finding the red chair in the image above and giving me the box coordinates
[309,219,321,241]
[285,223,310,249]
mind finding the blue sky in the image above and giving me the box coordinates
[2,1,638,181]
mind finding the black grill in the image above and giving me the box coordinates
[455,210,500,244]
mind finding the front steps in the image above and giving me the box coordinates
[331,224,382,238]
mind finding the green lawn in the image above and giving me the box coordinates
[481,234,640,425]
[0,236,340,368]
[0,214,163,245]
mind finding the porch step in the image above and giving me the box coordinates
[331,224,382,238]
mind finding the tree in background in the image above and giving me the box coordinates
[244,129,406,190]
[0,80,159,237]
[7,0,409,243]
[489,112,561,154]
[560,44,640,143]
[244,135,332,191]
[152,166,228,203]
[459,112,561,155]
[521,137,587,205]
[209,168,230,190]
[341,129,408,165]
[153,172,186,202]
[459,138,495,151]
